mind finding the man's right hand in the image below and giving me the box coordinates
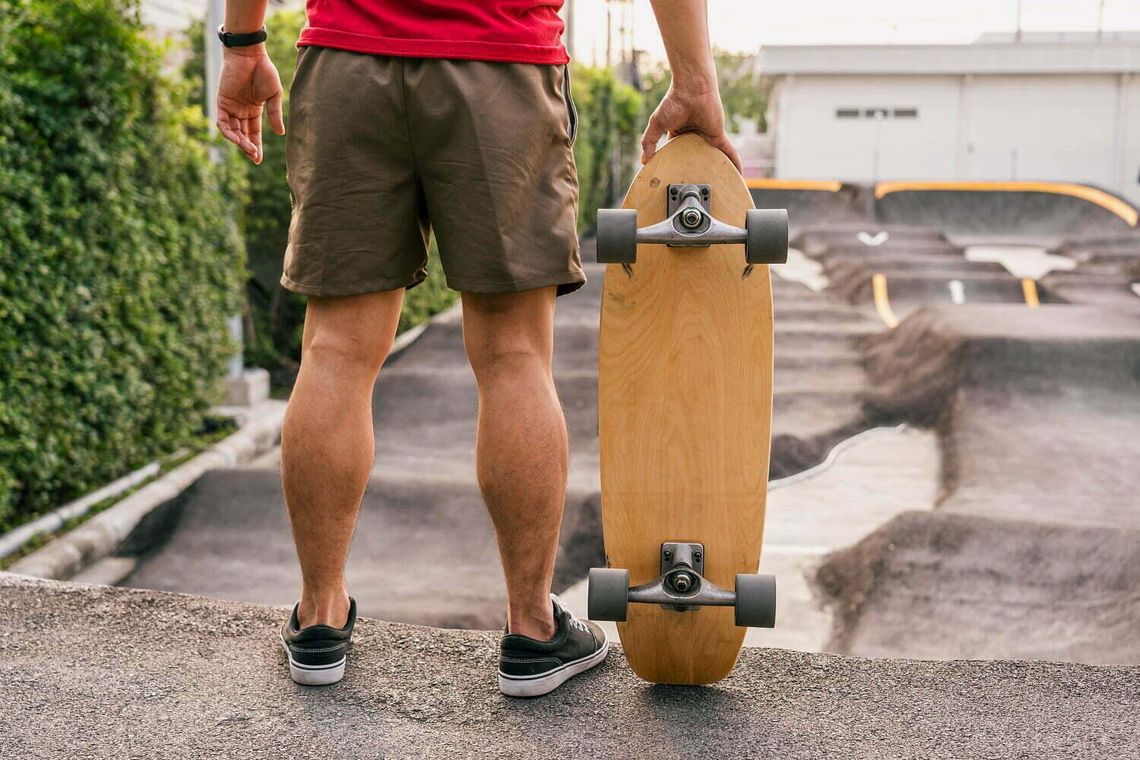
[640,83,742,173]
[215,47,285,165]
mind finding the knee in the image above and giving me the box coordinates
[304,331,390,380]
[466,341,549,384]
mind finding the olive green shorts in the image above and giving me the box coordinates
[282,46,584,298]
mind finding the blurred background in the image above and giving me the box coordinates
[2,0,1138,664]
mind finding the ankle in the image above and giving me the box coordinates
[298,586,351,628]
[508,601,557,640]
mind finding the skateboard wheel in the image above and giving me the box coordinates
[596,209,638,264]
[588,567,630,622]
[734,573,776,628]
[744,209,789,265]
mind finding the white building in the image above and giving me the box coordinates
[759,32,1140,205]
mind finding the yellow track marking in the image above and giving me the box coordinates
[747,178,844,192]
[871,273,899,328]
[873,180,1138,227]
[1022,278,1040,308]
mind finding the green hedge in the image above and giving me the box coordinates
[0,0,246,528]
[570,65,642,232]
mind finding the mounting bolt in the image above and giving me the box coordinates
[673,572,694,592]
[663,549,673,562]
[694,551,703,562]
[680,208,703,229]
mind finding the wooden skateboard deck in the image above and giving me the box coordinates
[597,134,775,685]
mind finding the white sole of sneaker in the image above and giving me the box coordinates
[498,638,610,698]
[279,638,346,686]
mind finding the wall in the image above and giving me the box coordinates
[771,73,1140,206]
[773,75,961,182]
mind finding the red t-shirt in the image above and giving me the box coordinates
[298,1,569,65]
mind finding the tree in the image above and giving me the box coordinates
[639,49,768,134]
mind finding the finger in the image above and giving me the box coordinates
[216,116,238,146]
[640,117,666,165]
[267,90,285,136]
[230,114,257,162]
[247,114,264,164]
[216,114,245,150]
[711,133,744,174]
[215,107,238,144]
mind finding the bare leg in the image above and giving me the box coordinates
[281,290,404,628]
[462,287,567,641]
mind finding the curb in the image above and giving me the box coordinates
[7,400,287,581]
[0,460,161,561]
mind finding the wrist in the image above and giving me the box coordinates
[670,72,718,98]
[223,42,267,60]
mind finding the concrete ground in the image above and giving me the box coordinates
[3,574,1138,759]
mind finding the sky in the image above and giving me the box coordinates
[146,1,1140,54]
[569,0,1140,64]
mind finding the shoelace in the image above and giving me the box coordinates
[568,616,591,633]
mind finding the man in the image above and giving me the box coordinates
[216,0,741,697]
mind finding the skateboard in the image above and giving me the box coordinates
[588,134,788,685]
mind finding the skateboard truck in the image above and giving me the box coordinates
[596,184,789,266]
[588,543,776,628]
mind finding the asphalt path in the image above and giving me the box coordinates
[3,575,1138,759]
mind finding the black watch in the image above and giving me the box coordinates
[217,25,267,48]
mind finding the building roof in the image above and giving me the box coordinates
[759,32,1140,76]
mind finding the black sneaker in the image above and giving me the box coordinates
[279,597,357,686]
[498,595,609,697]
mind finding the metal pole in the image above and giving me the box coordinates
[205,0,223,122]
[605,1,612,70]
[1015,0,1023,42]
[564,0,575,60]
[205,0,245,381]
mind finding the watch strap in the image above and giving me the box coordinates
[217,25,267,48]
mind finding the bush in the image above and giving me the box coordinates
[640,49,769,134]
[0,0,246,528]
[570,65,642,232]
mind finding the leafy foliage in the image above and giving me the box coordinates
[570,64,643,231]
[571,50,764,232]
[640,49,768,133]
[0,0,246,527]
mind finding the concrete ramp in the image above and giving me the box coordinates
[120,469,601,629]
[822,305,1140,663]
[119,246,881,629]
[763,180,1138,247]
[816,511,1140,664]
[3,575,1138,758]
[748,182,872,234]
[874,183,1138,246]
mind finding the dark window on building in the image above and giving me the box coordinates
[893,108,919,118]
[836,108,860,119]
[864,107,890,119]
